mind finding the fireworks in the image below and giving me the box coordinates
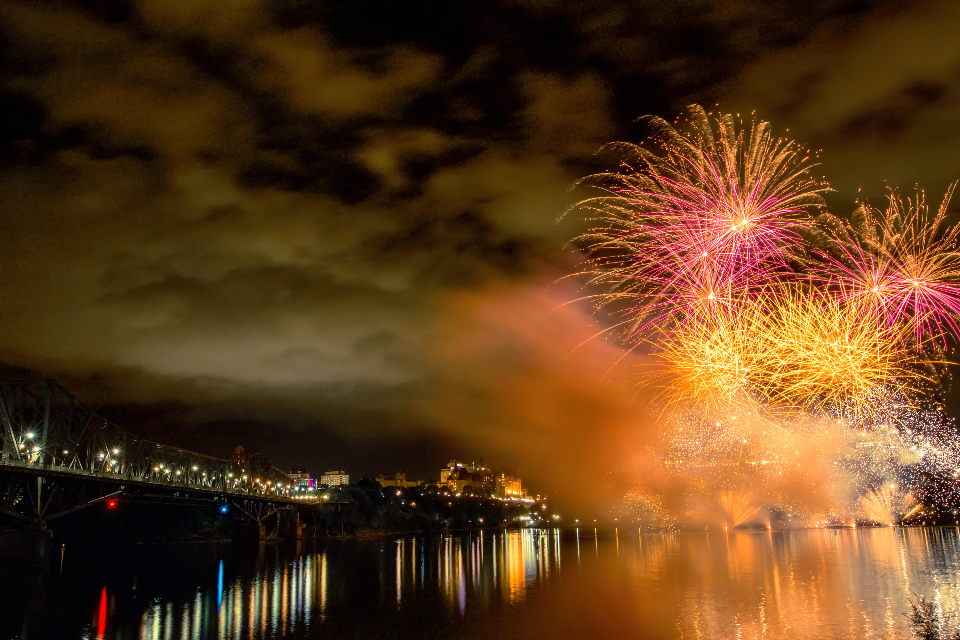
[573,105,960,528]
[656,288,915,413]
[716,486,762,528]
[574,104,953,412]
[817,184,960,347]
[749,288,916,410]
[858,483,920,526]
[574,104,827,338]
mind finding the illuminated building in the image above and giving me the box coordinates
[320,470,349,486]
[496,474,523,499]
[439,461,467,486]
[439,461,495,495]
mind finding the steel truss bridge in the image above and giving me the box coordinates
[0,379,311,534]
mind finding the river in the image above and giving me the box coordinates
[4,527,960,639]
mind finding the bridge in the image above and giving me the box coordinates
[0,379,331,539]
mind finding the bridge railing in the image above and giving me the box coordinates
[0,457,299,501]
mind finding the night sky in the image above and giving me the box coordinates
[1,0,958,504]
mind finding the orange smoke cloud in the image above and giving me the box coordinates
[417,278,659,515]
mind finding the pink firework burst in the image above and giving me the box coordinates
[572,105,827,342]
[818,184,960,347]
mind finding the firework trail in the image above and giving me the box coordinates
[572,105,960,527]
[716,485,763,528]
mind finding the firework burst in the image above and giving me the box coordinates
[573,104,828,339]
[753,286,918,411]
[653,285,918,413]
[818,184,960,347]
[858,482,920,526]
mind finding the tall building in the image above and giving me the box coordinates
[320,470,349,486]
[439,461,467,486]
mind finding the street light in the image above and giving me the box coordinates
[25,433,34,439]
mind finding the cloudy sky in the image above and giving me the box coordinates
[1,0,958,498]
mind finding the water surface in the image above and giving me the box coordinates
[5,527,960,639]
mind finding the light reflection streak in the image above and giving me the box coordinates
[232,579,241,639]
[458,544,466,617]
[259,567,268,637]
[163,602,173,640]
[246,572,255,638]
[192,593,201,640]
[179,602,188,640]
[97,586,107,640]
[411,538,417,593]
[318,552,327,620]
[303,555,312,626]
[271,563,280,633]
[217,561,223,612]
[280,564,288,635]
[396,540,402,606]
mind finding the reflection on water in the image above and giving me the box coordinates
[131,531,561,639]
[5,527,960,639]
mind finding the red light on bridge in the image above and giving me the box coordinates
[107,500,117,509]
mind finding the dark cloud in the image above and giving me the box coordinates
[0,0,953,499]
[724,0,960,199]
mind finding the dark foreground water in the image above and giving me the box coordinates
[4,527,960,639]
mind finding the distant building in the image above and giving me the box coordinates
[320,470,349,486]
[289,467,316,488]
[496,474,522,499]
[376,472,420,489]
[439,461,465,487]
[440,461,495,496]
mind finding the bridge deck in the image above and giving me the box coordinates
[0,459,297,504]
